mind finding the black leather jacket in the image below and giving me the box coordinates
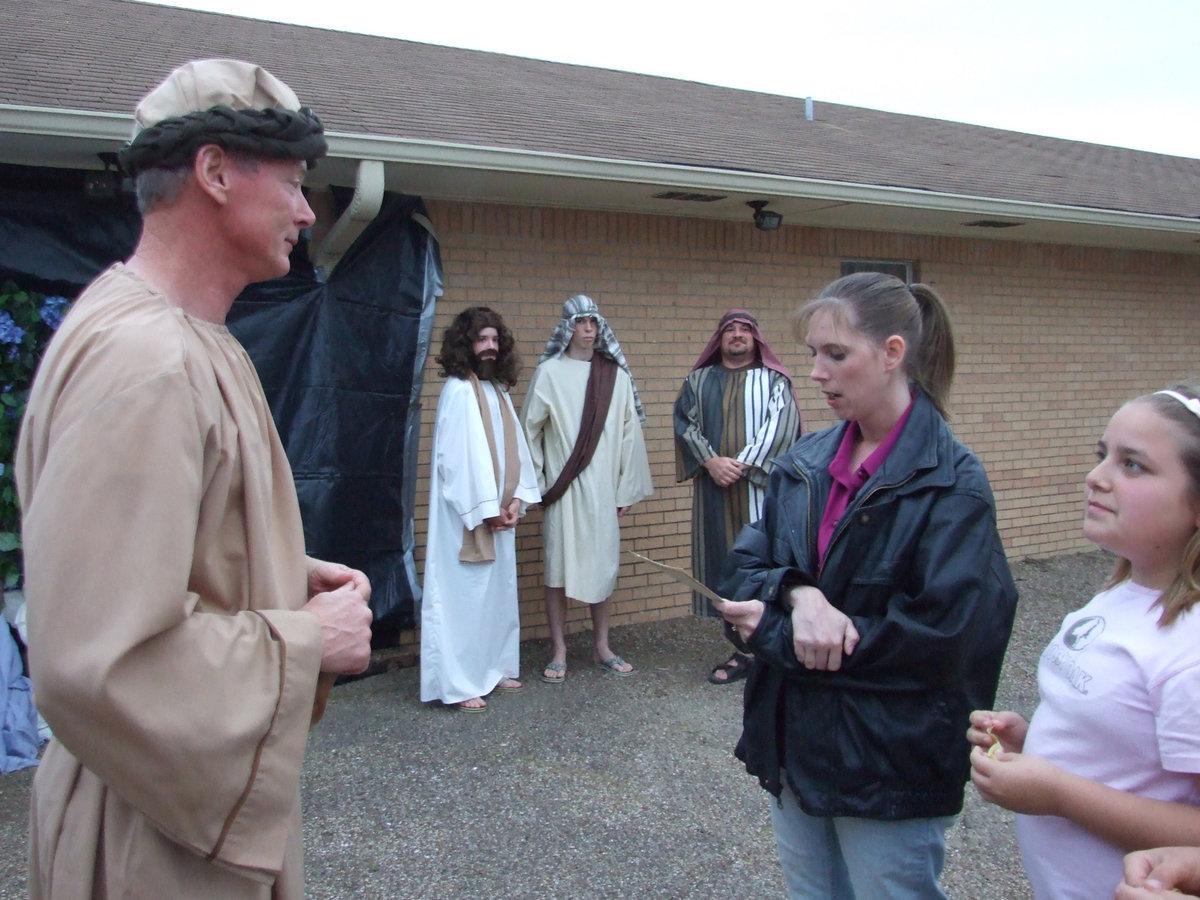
[720,390,1018,820]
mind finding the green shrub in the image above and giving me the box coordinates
[0,281,71,589]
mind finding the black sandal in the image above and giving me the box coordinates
[707,651,752,685]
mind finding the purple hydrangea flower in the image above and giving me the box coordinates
[38,296,70,330]
[0,312,25,346]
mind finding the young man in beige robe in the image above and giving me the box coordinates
[16,59,373,899]
[520,294,652,683]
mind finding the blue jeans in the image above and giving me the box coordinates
[769,785,955,900]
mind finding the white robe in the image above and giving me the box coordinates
[420,377,540,704]
[520,355,653,605]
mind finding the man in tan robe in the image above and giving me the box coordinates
[16,59,373,898]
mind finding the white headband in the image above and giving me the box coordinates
[1155,390,1200,421]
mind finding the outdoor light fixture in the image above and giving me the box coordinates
[747,200,782,231]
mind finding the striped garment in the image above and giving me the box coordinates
[674,364,801,615]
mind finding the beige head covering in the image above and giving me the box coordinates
[130,59,303,136]
[119,58,326,176]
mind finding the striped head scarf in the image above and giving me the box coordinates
[539,294,645,423]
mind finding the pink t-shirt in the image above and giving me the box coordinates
[1016,580,1200,899]
[816,400,913,569]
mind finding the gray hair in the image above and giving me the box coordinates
[134,165,190,214]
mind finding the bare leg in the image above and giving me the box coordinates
[590,599,632,673]
[543,586,568,681]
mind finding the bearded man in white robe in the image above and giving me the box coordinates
[17,60,373,898]
[420,307,540,712]
[520,294,652,684]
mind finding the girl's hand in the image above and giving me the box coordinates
[1115,886,1198,899]
[712,597,764,642]
[1117,847,1200,898]
[969,746,1064,815]
[967,709,1029,755]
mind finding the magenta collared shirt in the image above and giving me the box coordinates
[816,399,915,570]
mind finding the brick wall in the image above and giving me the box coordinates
[397,199,1200,651]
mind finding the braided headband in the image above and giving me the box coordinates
[1155,390,1200,421]
[718,310,758,330]
[118,104,326,177]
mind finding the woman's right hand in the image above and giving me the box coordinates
[967,709,1029,755]
[712,597,764,641]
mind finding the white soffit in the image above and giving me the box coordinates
[2,106,1199,255]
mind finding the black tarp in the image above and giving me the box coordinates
[0,166,141,295]
[0,165,435,640]
[229,194,439,640]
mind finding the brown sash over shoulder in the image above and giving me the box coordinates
[540,354,618,507]
[460,374,520,563]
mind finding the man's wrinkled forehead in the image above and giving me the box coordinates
[718,308,757,329]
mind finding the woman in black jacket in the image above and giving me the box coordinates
[716,272,1018,900]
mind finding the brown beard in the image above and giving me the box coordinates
[473,356,497,381]
[722,342,754,367]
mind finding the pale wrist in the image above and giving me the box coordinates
[786,585,822,610]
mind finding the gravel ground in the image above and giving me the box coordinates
[0,550,1111,898]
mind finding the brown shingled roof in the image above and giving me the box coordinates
[1,0,1198,221]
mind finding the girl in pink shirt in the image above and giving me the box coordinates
[969,380,1200,900]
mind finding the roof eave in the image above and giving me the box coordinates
[329,130,1200,237]
[4,105,1198,241]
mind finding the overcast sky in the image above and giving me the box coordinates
[142,0,1200,159]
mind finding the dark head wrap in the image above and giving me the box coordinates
[691,309,793,382]
[118,59,327,177]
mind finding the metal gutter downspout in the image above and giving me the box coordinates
[313,159,385,276]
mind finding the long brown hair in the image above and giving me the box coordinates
[435,306,521,389]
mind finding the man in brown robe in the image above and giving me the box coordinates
[674,310,800,684]
[16,59,373,898]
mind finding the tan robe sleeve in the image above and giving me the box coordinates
[22,365,322,877]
